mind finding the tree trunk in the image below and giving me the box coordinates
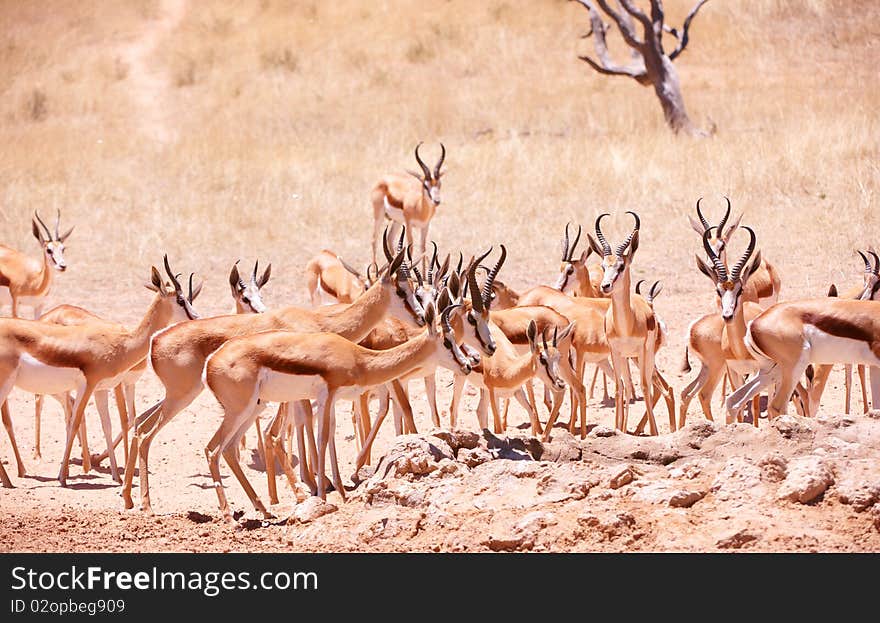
[645,49,703,135]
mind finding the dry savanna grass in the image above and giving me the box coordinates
[0,0,878,409]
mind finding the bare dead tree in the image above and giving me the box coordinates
[572,0,712,135]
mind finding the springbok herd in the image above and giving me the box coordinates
[1,143,879,524]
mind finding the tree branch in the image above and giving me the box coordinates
[573,0,647,81]
[617,0,652,30]
[590,0,645,49]
[577,53,646,80]
[669,0,711,60]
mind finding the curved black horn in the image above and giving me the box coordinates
[252,259,259,283]
[468,247,492,313]
[858,250,872,274]
[561,222,571,261]
[635,279,645,295]
[440,303,460,334]
[425,241,439,283]
[407,245,424,285]
[703,227,728,282]
[730,226,757,281]
[569,224,581,261]
[188,273,196,302]
[718,196,732,236]
[163,255,183,292]
[615,211,640,256]
[870,250,880,275]
[695,198,710,231]
[382,226,394,262]
[542,327,549,352]
[594,213,612,256]
[482,244,507,306]
[433,142,446,179]
[34,211,52,241]
[414,142,431,179]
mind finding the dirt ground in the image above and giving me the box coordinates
[1,0,879,553]
[2,325,879,552]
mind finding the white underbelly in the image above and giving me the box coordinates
[383,198,406,224]
[258,371,326,404]
[15,352,85,395]
[805,326,880,366]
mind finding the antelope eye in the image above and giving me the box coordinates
[47,248,53,255]
[177,296,184,305]
[242,297,250,304]
[539,354,546,364]
[467,313,476,325]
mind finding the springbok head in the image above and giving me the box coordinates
[145,255,202,322]
[381,226,426,326]
[531,322,575,394]
[32,210,74,272]
[696,226,762,322]
[229,259,271,314]
[555,222,592,292]
[587,211,641,295]
[407,142,446,206]
[465,245,507,356]
[688,197,743,264]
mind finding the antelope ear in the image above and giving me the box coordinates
[32,220,44,243]
[579,248,591,264]
[586,234,604,257]
[626,230,640,259]
[448,272,461,300]
[527,320,538,353]
[423,301,436,334]
[687,215,705,236]
[695,255,717,282]
[557,321,575,343]
[742,250,762,284]
[436,287,451,311]
[146,266,163,292]
[229,263,242,290]
[258,264,272,288]
[827,284,838,298]
[58,225,74,243]
[722,213,743,242]
[190,279,204,302]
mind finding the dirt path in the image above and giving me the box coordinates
[120,0,187,143]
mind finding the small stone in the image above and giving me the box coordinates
[717,530,758,549]
[772,414,813,440]
[759,452,788,483]
[610,466,634,489]
[588,425,618,438]
[668,490,706,508]
[459,446,492,468]
[777,456,834,504]
[292,497,338,524]
[186,511,212,524]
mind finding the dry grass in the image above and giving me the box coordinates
[0,0,877,328]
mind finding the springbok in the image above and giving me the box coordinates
[725,297,880,422]
[0,210,74,319]
[587,212,669,435]
[555,223,604,298]
[679,227,765,427]
[229,259,271,313]
[688,197,781,307]
[305,251,377,306]
[121,231,424,513]
[203,301,472,520]
[806,250,880,416]
[0,256,199,487]
[371,142,446,269]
